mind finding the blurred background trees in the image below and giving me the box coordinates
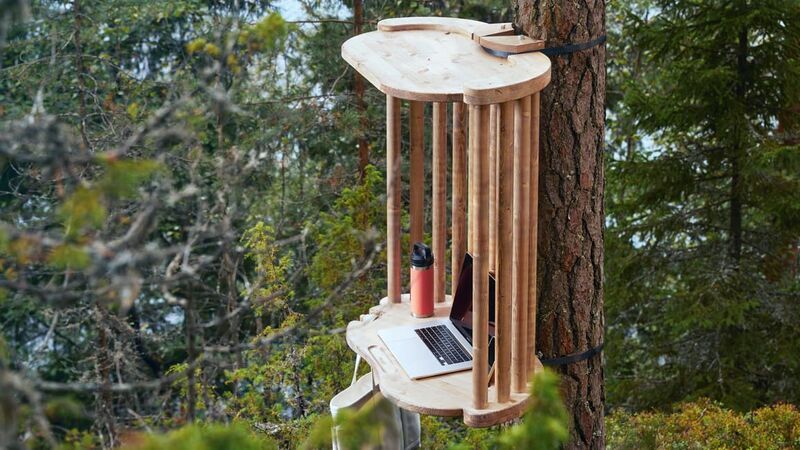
[605,0,800,411]
[0,0,798,449]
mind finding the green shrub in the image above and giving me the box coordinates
[119,423,278,450]
[607,399,800,450]
[304,368,569,450]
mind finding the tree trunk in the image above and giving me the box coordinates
[513,1,606,448]
[729,27,748,267]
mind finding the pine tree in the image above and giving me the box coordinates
[605,0,800,410]
[514,0,607,447]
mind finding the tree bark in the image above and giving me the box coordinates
[729,28,747,267]
[513,1,606,448]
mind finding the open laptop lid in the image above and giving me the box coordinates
[450,253,496,337]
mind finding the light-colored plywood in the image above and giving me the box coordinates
[528,93,540,373]
[432,102,447,303]
[451,103,467,296]
[343,16,553,428]
[387,95,402,303]
[377,16,487,36]
[470,104,490,409]
[512,96,532,391]
[488,104,498,273]
[378,17,540,56]
[495,101,515,403]
[409,101,425,250]
[379,18,515,41]
[471,22,515,39]
[478,35,545,53]
[345,295,543,427]
[342,18,551,105]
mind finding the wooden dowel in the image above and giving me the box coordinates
[432,102,447,303]
[512,96,532,391]
[495,101,515,403]
[451,103,468,296]
[470,104,490,410]
[386,95,402,303]
[409,100,425,250]
[527,93,540,373]
[488,104,499,273]
[467,105,474,253]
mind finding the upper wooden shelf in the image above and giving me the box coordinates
[346,294,543,428]
[341,17,551,105]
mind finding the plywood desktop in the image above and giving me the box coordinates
[346,294,543,428]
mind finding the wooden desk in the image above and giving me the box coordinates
[346,294,542,427]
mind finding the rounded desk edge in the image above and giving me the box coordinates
[345,296,544,427]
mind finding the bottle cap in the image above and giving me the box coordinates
[410,242,434,268]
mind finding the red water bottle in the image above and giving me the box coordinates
[410,242,434,318]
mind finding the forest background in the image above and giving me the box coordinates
[0,0,799,449]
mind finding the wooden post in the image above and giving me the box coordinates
[470,104,490,409]
[488,104,499,272]
[513,96,532,390]
[452,103,468,296]
[495,101,515,403]
[387,95,402,303]
[409,101,425,250]
[432,102,447,303]
[527,92,540,372]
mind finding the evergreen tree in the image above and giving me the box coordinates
[606,0,800,410]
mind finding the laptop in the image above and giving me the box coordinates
[378,253,496,379]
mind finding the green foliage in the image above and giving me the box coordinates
[308,164,383,293]
[494,369,569,450]
[119,423,278,450]
[241,12,291,53]
[58,429,99,450]
[607,399,800,450]
[0,335,8,366]
[98,158,161,199]
[605,0,800,410]
[420,416,498,450]
[306,164,385,324]
[2,0,797,448]
[60,187,107,237]
[47,244,91,270]
[303,395,396,450]
[242,222,293,316]
[164,363,214,417]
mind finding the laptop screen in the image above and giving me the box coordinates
[450,253,496,336]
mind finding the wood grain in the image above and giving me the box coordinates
[451,103,467,295]
[378,17,542,56]
[488,104,498,273]
[477,35,544,53]
[513,96,532,391]
[387,95,402,303]
[516,0,607,443]
[345,295,544,427]
[495,101,515,403]
[342,22,551,104]
[470,104,490,409]
[432,102,447,303]
[527,92,539,374]
[409,101,425,250]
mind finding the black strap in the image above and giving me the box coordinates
[540,34,607,57]
[540,342,604,367]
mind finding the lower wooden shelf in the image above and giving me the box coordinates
[345,294,542,428]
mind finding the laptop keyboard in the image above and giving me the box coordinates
[414,325,472,366]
